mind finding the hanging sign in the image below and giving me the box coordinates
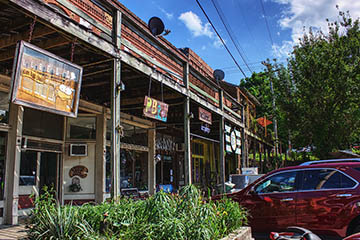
[225,124,241,154]
[199,107,212,125]
[10,41,82,118]
[200,123,211,134]
[143,96,168,122]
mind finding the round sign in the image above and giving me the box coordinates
[230,130,237,152]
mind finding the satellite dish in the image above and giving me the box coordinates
[213,69,225,81]
[148,17,165,36]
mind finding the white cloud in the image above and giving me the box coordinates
[272,40,293,59]
[271,0,360,58]
[159,7,173,20]
[179,11,214,38]
[179,11,225,49]
[201,45,206,50]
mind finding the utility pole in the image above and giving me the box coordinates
[262,61,279,157]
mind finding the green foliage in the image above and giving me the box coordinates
[283,9,360,158]
[27,187,94,240]
[241,8,360,159]
[28,185,248,240]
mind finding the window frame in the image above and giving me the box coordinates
[252,169,301,195]
[297,168,359,192]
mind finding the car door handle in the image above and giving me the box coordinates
[280,198,293,202]
[336,194,352,197]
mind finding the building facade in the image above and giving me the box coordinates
[0,0,272,224]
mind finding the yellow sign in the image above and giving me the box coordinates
[11,41,82,117]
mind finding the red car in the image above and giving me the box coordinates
[222,159,360,239]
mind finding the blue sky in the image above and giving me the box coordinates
[120,0,360,85]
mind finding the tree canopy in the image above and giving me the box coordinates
[243,10,360,158]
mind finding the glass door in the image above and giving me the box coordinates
[39,152,59,194]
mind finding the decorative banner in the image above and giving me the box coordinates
[198,107,212,125]
[143,96,168,122]
[69,165,88,178]
[10,41,82,117]
[256,117,272,127]
[225,124,241,154]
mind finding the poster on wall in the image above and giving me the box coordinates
[143,96,168,122]
[10,41,83,118]
[225,124,241,154]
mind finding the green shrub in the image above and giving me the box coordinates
[27,188,94,240]
[27,185,248,240]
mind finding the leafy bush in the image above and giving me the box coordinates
[27,188,94,240]
[27,185,248,240]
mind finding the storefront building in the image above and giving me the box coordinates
[0,0,272,225]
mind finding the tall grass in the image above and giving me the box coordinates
[27,185,248,240]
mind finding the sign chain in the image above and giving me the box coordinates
[28,16,37,43]
[147,73,152,97]
[71,38,77,62]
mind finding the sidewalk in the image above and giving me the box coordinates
[0,225,27,240]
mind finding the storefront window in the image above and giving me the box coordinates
[67,116,96,139]
[23,108,63,140]
[0,92,9,124]
[120,149,148,190]
[105,146,111,193]
[19,151,37,186]
[0,132,6,200]
[106,121,148,146]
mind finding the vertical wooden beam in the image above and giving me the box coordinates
[183,62,191,185]
[241,106,246,170]
[4,104,23,224]
[259,143,263,173]
[219,90,225,193]
[148,127,156,194]
[111,10,122,199]
[95,111,106,203]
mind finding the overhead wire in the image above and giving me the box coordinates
[259,0,274,46]
[210,0,253,73]
[195,0,247,78]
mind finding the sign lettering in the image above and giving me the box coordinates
[143,96,168,122]
[199,107,212,125]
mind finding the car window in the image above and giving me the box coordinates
[300,169,356,190]
[255,171,297,194]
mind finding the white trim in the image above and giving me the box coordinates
[19,185,38,195]
[63,194,95,200]
[18,208,32,217]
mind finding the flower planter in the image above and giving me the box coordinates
[220,227,253,240]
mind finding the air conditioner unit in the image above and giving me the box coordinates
[176,143,185,152]
[69,144,88,157]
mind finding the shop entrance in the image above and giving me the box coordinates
[19,150,60,209]
[39,152,58,193]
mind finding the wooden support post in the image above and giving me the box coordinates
[259,143,263,173]
[219,90,225,193]
[148,127,156,194]
[253,140,257,166]
[4,104,23,224]
[110,10,122,199]
[183,62,191,185]
[95,111,106,203]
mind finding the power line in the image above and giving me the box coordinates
[259,0,274,46]
[195,0,247,78]
[210,0,253,73]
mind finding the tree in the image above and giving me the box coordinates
[276,10,360,158]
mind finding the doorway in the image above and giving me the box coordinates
[19,150,60,209]
[39,152,58,193]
